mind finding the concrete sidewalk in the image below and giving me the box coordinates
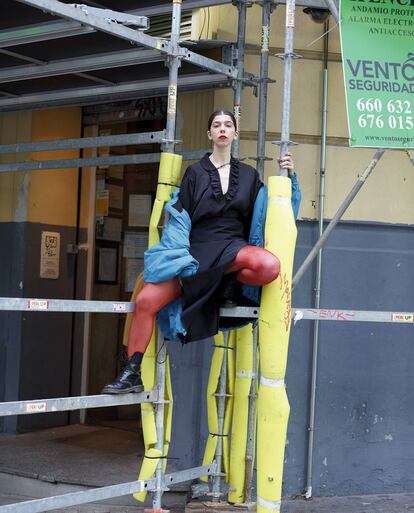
[185,493,414,513]
[281,492,414,512]
[0,423,187,511]
[1,425,413,512]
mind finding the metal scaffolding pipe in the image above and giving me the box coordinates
[0,466,217,513]
[304,21,329,499]
[153,333,168,510]
[154,1,181,506]
[278,0,298,176]
[256,0,273,180]
[292,148,386,288]
[0,74,230,112]
[164,0,182,153]
[232,0,247,159]
[0,390,156,417]
[15,0,241,82]
[0,131,166,154]
[0,150,210,173]
[244,322,258,503]
[212,331,230,500]
[0,49,164,84]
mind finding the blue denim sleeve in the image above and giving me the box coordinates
[290,172,301,220]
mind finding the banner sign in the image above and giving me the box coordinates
[339,0,414,148]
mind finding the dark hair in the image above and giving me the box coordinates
[207,109,237,131]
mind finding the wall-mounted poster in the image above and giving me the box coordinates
[40,231,60,279]
[108,184,124,210]
[123,231,149,258]
[96,189,109,217]
[96,244,118,284]
[128,194,152,227]
[96,217,122,242]
[125,258,144,292]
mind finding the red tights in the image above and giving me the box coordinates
[127,246,279,357]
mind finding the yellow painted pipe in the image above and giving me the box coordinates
[222,330,235,482]
[133,447,163,502]
[256,176,297,513]
[200,332,223,481]
[201,330,235,482]
[228,324,254,503]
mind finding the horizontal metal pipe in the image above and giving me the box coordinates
[0,131,166,154]
[0,74,230,112]
[0,390,157,417]
[0,297,135,313]
[222,306,414,324]
[1,0,330,50]
[0,149,209,172]
[0,464,217,513]
[0,297,413,324]
[0,49,164,84]
[0,2,233,48]
[15,0,241,81]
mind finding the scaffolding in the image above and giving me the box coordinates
[0,0,413,512]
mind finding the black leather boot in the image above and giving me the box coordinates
[101,352,144,394]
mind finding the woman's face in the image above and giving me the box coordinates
[207,114,238,148]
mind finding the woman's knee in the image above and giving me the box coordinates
[135,286,156,314]
[259,254,280,284]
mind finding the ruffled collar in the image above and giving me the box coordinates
[200,152,239,201]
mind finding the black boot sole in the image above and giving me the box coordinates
[101,384,144,395]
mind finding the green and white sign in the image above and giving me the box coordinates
[339,0,414,148]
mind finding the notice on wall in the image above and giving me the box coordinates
[128,194,152,227]
[40,231,60,279]
[96,217,122,242]
[97,246,118,283]
[339,0,414,148]
[123,231,149,258]
[125,258,144,292]
[107,184,124,210]
[96,189,109,217]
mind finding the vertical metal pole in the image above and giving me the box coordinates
[278,0,297,177]
[153,2,181,507]
[164,0,182,154]
[212,331,229,500]
[243,322,258,504]
[153,332,167,510]
[256,0,272,180]
[232,0,247,159]
[304,21,329,499]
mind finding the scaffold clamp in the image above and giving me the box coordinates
[271,139,299,147]
[275,51,302,61]
[249,155,273,162]
[70,4,150,29]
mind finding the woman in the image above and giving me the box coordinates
[102,109,299,394]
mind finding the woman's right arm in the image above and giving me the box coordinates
[174,166,195,217]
